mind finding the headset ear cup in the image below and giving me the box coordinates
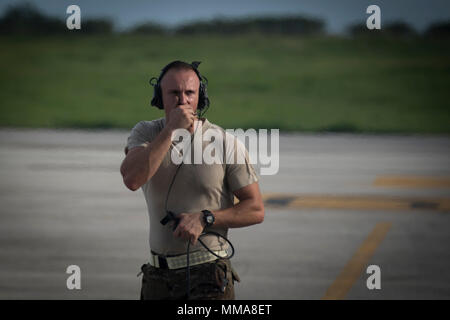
[156,85,163,109]
[203,85,210,108]
[198,85,205,110]
[198,82,210,110]
[150,92,158,108]
[151,84,164,109]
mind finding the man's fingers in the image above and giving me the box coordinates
[172,224,181,238]
[173,228,196,244]
[178,107,195,120]
[172,220,188,239]
[176,105,194,112]
[171,212,203,244]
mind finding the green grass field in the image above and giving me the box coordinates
[0,34,449,133]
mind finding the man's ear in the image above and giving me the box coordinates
[124,146,129,155]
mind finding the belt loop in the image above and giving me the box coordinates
[150,252,159,268]
[158,256,169,269]
[154,253,160,268]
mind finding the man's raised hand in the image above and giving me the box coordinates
[166,105,196,131]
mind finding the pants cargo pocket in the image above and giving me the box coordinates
[187,259,235,300]
[214,259,236,300]
[230,265,241,283]
[139,264,149,300]
[139,263,171,300]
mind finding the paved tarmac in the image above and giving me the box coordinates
[0,128,449,299]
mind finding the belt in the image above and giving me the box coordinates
[149,249,228,270]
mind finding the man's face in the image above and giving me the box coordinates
[160,68,200,119]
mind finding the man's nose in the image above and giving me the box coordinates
[178,93,188,105]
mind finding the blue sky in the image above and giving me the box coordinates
[0,0,449,33]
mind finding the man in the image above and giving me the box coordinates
[120,60,264,300]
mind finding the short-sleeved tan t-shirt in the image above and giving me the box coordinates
[126,118,258,255]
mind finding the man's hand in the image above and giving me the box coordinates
[166,105,196,131]
[173,212,206,245]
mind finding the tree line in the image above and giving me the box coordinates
[1,3,449,38]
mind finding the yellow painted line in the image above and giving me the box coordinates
[322,222,392,300]
[290,195,410,211]
[262,193,449,212]
[373,175,450,188]
[439,199,450,211]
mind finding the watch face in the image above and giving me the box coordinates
[206,216,214,224]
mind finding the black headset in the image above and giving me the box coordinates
[149,61,210,117]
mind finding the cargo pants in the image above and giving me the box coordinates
[139,258,240,300]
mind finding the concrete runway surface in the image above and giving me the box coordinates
[0,128,449,299]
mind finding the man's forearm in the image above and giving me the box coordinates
[171,182,263,243]
[121,126,173,191]
[212,197,264,229]
[173,196,264,245]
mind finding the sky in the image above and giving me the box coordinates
[0,0,449,33]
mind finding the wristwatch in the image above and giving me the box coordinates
[201,210,215,227]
